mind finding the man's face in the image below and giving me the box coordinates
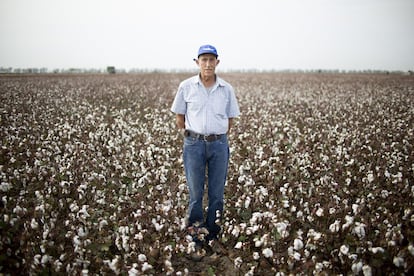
[196,54,219,77]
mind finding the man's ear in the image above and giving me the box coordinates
[193,58,199,66]
[216,59,220,66]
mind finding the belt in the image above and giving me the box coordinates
[184,130,223,142]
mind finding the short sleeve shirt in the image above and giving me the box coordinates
[171,75,240,135]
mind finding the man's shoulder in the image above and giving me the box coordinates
[217,77,234,91]
[179,75,199,87]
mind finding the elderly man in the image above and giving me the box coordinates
[171,44,240,258]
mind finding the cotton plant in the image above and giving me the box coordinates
[1,73,413,274]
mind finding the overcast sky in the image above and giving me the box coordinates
[1,0,413,71]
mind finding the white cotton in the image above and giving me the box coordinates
[128,267,140,276]
[141,262,153,272]
[352,204,359,214]
[351,261,363,274]
[369,247,384,254]
[234,257,243,268]
[353,223,366,239]
[244,196,251,209]
[316,207,324,217]
[342,215,354,230]
[151,218,163,231]
[104,256,120,274]
[275,222,289,238]
[41,254,50,264]
[99,219,108,230]
[78,226,87,238]
[231,226,240,237]
[408,244,414,256]
[362,264,372,276]
[393,256,405,268]
[73,235,81,246]
[31,218,39,229]
[293,238,303,251]
[254,239,263,248]
[292,251,301,260]
[253,252,260,260]
[234,242,243,249]
[0,182,11,192]
[262,248,273,258]
[329,220,341,233]
[340,245,349,255]
[367,172,374,183]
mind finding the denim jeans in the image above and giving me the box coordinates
[183,134,229,240]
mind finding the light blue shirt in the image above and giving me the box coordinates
[171,75,240,135]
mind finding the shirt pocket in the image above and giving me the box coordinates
[212,93,229,116]
[187,99,204,113]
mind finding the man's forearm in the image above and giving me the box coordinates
[176,114,185,129]
[228,118,234,134]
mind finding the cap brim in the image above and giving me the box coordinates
[196,53,218,58]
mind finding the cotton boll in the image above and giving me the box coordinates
[362,264,372,276]
[104,256,120,274]
[77,226,87,237]
[369,247,384,254]
[164,259,174,274]
[254,239,263,248]
[353,223,366,239]
[234,242,243,249]
[141,262,153,272]
[275,222,289,238]
[393,256,405,268]
[342,215,354,230]
[99,219,108,231]
[293,238,303,251]
[253,252,260,260]
[234,257,243,268]
[292,251,301,261]
[408,244,414,256]
[41,254,50,265]
[329,220,341,233]
[31,218,39,229]
[315,208,324,217]
[352,261,363,274]
[352,204,359,215]
[231,225,240,237]
[367,172,374,183]
[340,245,349,255]
[262,248,273,258]
[128,266,140,276]
[244,196,251,209]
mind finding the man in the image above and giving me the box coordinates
[171,44,240,256]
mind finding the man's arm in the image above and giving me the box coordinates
[176,114,185,129]
[228,118,234,134]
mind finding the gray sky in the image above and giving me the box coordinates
[1,0,413,71]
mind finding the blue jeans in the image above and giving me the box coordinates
[183,134,229,240]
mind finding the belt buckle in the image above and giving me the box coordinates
[205,134,218,142]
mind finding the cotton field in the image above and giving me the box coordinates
[0,73,413,275]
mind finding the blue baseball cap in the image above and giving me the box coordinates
[197,44,218,58]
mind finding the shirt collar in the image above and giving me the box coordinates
[194,74,225,87]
